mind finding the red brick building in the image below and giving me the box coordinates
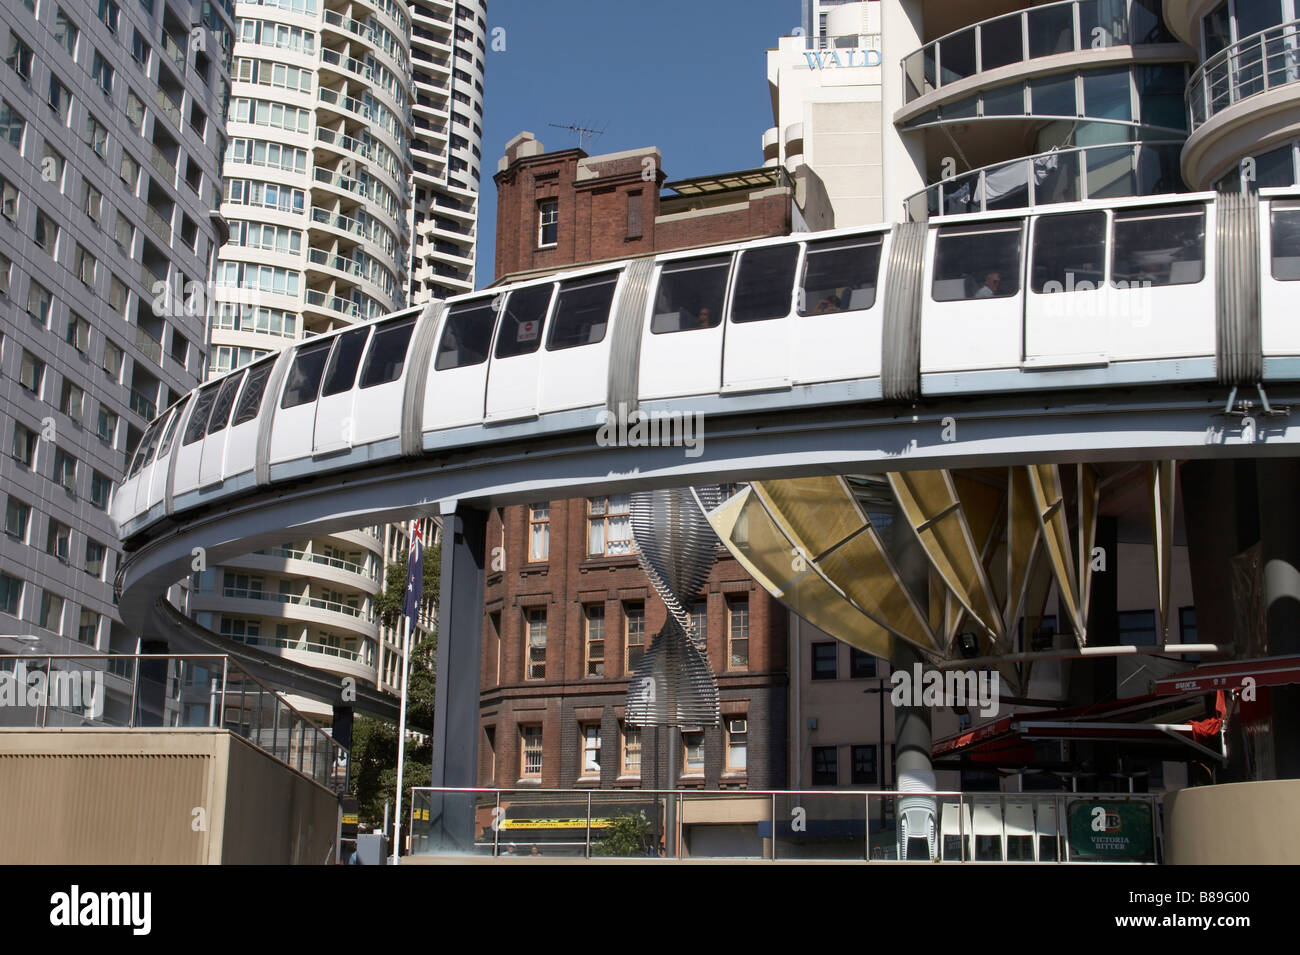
[477,133,819,791]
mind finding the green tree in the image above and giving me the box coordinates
[592,811,654,857]
[374,543,441,629]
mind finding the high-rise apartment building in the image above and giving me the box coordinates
[194,0,486,720]
[0,0,231,683]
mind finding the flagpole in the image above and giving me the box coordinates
[392,606,411,864]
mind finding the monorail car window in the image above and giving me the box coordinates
[206,370,247,436]
[182,382,223,446]
[495,283,553,359]
[1111,205,1205,287]
[156,394,190,457]
[280,341,333,409]
[932,221,1023,301]
[138,419,167,470]
[435,299,497,370]
[731,244,800,323]
[1271,202,1300,280]
[231,359,273,426]
[799,235,883,315]
[651,254,729,334]
[128,418,164,476]
[1031,211,1106,293]
[359,318,416,387]
[546,274,617,350]
[322,327,372,396]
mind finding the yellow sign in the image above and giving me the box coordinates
[342,814,358,825]
[499,818,613,830]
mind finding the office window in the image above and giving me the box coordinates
[528,502,549,561]
[114,212,134,250]
[624,602,645,671]
[1179,606,1197,643]
[11,422,37,468]
[6,36,33,82]
[78,609,100,644]
[40,143,65,189]
[108,276,127,316]
[525,608,546,680]
[66,313,91,353]
[46,518,70,560]
[90,470,111,509]
[584,604,604,677]
[851,744,878,785]
[0,100,25,150]
[621,723,641,776]
[537,198,557,246]
[580,723,601,776]
[19,349,44,394]
[54,8,79,58]
[587,494,632,556]
[0,251,9,294]
[84,113,108,158]
[0,177,16,220]
[850,648,877,678]
[682,730,705,775]
[520,725,542,777]
[726,717,748,772]
[97,0,119,32]
[39,591,64,633]
[84,539,106,578]
[102,339,123,380]
[125,90,145,132]
[119,151,139,188]
[27,282,52,324]
[5,497,31,541]
[82,179,102,222]
[727,596,749,670]
[812,746,838,786]
[91,50,113,94]
[812,641,838,680]
[131,28,150,67]
[1118,609,1157,646]
[34,208,58,253]
[53,449,76,494]
[0,572,21,616]
[59,379,84,423]
[74,244,96,286]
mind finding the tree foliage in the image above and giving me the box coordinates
[374,543,441,629]
[592,811,654,857]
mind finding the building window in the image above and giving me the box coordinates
[537,198,557,247]
[54,8,79,58]
[90,470,111,510]
[5,497,31,541]
[91,50,114,94]
[851,744,877,785]
[584,604,605,677]
[0,251,9,294]
[27,281,52,324]
[525,608,546,680]
[690,599,707,650]
[66,313,91,353]
[5,36,32,82]
[726,717,748,773]
[1,178,17,221]
[0,572,21,616]
[812,745,838,786]
[11,423,37,468]
[621,723,641,776]
[1118,609,1157,646]
[34,208,58,253]
[520,725,542,778]
[102,340,123,380]
[39,591,64,633]
[528,502,549,561]
[727,596,749,670]
[84,539,106,578]
[626,189,643,239]
[624,602,645,672]
[580,723,601,777]
[850,648,877,678]
[53,449,76,494]
[20,349,45,395]
[0,100,25,150]
[45,519,71,561]
[59,379,83,423]
[96,405,117,444]
[587,494,632,556]
[812,641,838,680]
[682,730,705,776]
[97,0,119,33]
[84,113,108,159]
[82,179,102,223]
[78,609,99,645]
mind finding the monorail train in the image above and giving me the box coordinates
[112,186,1300,543]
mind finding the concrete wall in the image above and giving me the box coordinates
[1164,779,1300,863]
[0,729,338,864]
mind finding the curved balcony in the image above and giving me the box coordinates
[303,288,361,321]
[309,205,366,240]
[903,139,1186,220]
[1183,19,1300,188]
[902,0,1181,103]
[227,633,376,684]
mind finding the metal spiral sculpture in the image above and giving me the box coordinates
[624,486,723,726]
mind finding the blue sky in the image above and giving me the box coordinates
[473,0,800,286]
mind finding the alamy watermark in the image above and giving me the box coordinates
[0,661,103,717]
[890,663,999,718]
[595,402,705,458]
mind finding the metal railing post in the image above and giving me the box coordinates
[39,657,51,728]
[585,792,592,859]
[128,654,139,728]
[770,792,777,861]
[219,656,228,729]
[493,791,501,857]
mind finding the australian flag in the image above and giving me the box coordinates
[401,521,423,632]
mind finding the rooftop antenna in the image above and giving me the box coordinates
[548,121,607,151]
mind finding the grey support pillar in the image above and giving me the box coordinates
[429,501,487,853]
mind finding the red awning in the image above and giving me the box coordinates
[1150,654,1300,695]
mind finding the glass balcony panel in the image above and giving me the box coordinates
[1035,150,1081,204]
[942,170,982,215]
[1083,68,1133,121]
[1086,144,1137,198]
[984,160,1032,210]
[983,83,1026,115]
[1128,0,1173,44]
[1027,2,1075,58]
[944,94,978,119]
[939,29,976,86]
[1031,74,1078,115]
[980,14,1024,71]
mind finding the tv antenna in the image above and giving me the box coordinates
[548,121,607,151]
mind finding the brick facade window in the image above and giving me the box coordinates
[726,717,748,773]
[812,745,838,786]
[624,602,645,671]
[689,599,707,652]
[621,723,641,776]
[580,723,601,777]
[537,198,557,247]
[587,495,632,556]
[727,596,749,670]
[521,725,542,778]
[525,608,546,680]
[682,730,705,776]
[528,502,549,561]
[584,604,605,677]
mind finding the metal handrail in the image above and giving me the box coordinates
[1188,18,1300,129]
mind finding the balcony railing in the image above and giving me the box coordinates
[135,324,164,363]
[308,247,365,278]
[902,0,1176,104]
[222,586,371,621]
[1189,19,1300,130]
[154,89,183,128]
[312,165,366,198]
[903,140,1187,221]
[228,633,363,663]
[258,545,373,578]
[317,86,371,120]
[320,48,373,81]
[322,8,373,41]
[128,388,157,419]
[159,31,186,72]
[304,288,361,319]
[309,206,365,238]
[0,653,348,790]
[144,205,172,241]
[150,146,177,183]
[407,787,1162,862]
[316,126,374,161]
